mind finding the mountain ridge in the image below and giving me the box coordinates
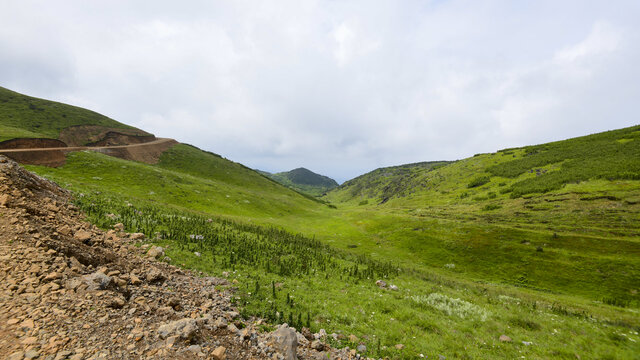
[259,167,338,196]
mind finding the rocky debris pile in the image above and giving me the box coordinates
[0,156,358,360]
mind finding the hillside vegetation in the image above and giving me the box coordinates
[261,167,339,196]
[5,88,639,358]
[329,161,452,203]
[0,86,146,143]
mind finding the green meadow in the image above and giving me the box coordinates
[27,126,640,359]
[6,86,640,358]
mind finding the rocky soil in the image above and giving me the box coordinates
[0,156,356,360]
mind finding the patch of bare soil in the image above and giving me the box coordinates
[0,156,355,360]
[58,126,152,147]
[96,139,178,164]
[0,139,67,150]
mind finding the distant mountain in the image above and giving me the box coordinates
[260,167,338,196]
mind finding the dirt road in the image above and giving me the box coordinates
[0,138,178,166]
[0,137,175,153]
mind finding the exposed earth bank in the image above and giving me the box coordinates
[0,138,177,167]
[0,156,356,360]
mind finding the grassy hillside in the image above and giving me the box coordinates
[10,85,639,358]
[30,148,325,220]
[0,86,145,142]
[262,167,339,196]
[323,127,640,297]
[327,125,640,205]
[328,161,452,203]
[25,125,640,359]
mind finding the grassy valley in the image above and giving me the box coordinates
[3,88,639,358]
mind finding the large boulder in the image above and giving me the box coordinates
[269,324,298,360]
[147,246,164,259]
[82,272,112,291]
[157,318,199,341]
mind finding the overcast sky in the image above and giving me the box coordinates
[1,1,639,182]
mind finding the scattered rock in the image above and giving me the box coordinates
[130,232,145,240]
[301,327,314,340]
[389,284,399,291]
[311,340,324,351]
[109,296,126,309]
[157,318,199,341]
[212,346,226,360]
[8,351,24,360]
[73,230,92,242]
[395,344,405,350]
[44,271,63,281]
[147,245,165,259]
[146,267,165,283]
[349,334,359,343]
[375,280,387,288]
[356,344,367,353]
[24,349,40,359]
[129,274,142,285]
[82,272,112,290]
[499,335,512,342]
[270,324,298,360]
[58,225,71,236]
[0,193,9,207]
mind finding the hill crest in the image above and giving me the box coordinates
[260,167,338,197]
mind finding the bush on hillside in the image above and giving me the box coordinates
[467,176,491,188]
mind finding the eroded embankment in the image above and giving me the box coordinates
[0,136,178,167]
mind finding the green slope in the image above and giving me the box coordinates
[30,147,325,220]
[0,85,146,143]
[262,167,339,196]
[327,161,452,203]
[320,126,640,305]
[327,125,640,206]
[9,85,639,358]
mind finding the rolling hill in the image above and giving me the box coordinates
[260,167,339,196]
[0,85,327,219]
[0,86,150,145]
[2,85,639,358]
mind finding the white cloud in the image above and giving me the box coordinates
[0,0,639,182]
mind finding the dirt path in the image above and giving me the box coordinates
[0,138,175,153]
[0,138,178,167]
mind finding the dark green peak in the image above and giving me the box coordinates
[285,167,338,187]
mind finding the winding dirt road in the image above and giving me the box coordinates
[0,137,175,153]
[0,138,178,166]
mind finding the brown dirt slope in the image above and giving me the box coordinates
[0,156,354,360]
[0,138,178,167]
[0,139,67,150]
[58,126,152,147]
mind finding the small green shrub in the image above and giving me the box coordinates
[467,176,491,188]
[509,317,541,331]
[482,204,501,211]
